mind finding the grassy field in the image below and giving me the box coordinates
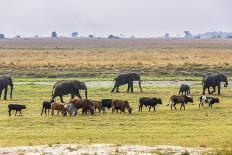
[1,38,232,79]
[0,82,231,150]
[0,38,232,152]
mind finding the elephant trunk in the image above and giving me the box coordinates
[10,84,13,100]
[85,90,88,99]
[139,81,143,92]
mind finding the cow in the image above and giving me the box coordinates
[167,95,193,110]
[51,102,67,116]
[101,99,113,110]
[64,103,77,116]
[138,97,162,112]
[8,104,26,116]
[199,95,220,108]
[91,100,104,113]
[69,99,94,115]
[41,100,51,115]
[111,100,132,114]
[179,84,190,95]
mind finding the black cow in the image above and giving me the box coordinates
[139,97,162,112]
[199,95,219,108]
[8,104,26,116]
[167,95,193,110]
[41,101,51,115]
[101,99,113,110]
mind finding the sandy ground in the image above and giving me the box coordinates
[14,80,201,88]
[0,144,213,155]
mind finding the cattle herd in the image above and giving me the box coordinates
[6,72,227,117]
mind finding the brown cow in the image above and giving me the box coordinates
[69,99,94,115]
[112,100,132,114]
[51,102,67,116]
[91,100,104,113]
[167,95,193,110]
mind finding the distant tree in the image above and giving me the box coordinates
[34,35,39,38]
[130,36,135,38]
[227,35,232,38]
[0,34,4,39]
[71,32,78,38]
[107,34,120,39]
[15,35,21,38]
[184,31,192,38]
[51,31,58,38]
[164,33,169,38]
[88,35,94,38]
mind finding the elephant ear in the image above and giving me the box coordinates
[71,81,81,90]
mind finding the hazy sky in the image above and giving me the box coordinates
[0,0,231,37]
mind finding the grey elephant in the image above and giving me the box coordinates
[179,84,190,95]
[51,80,87,103]
[0,76,13,100]
[202,73,228,95]
[111,73,142,93]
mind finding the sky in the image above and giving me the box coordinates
[0,0,231,38]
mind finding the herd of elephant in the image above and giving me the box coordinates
[0,73,228,112]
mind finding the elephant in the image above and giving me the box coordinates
[51,80,87,103]
[202,73,228,95]
[0,76,13,100]
[111,72,142,93]
[179,84,190,95]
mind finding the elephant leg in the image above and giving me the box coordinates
[0,90,2,99]
[202,87,206,95]
[71,93,75,99]
[131,83,134,93]
[60,96,64,103]
[41,107,44,116]
[76,93,82,99]
[211,86,216,94]
[116,86,119,93]
[127,84,130,92]
[218,83,221,95]
[208,87,211,94]
[4,88,7,100]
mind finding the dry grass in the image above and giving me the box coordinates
[1,38,232,78]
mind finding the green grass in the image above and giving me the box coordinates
[0,81,232,149]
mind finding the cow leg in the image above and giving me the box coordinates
[71,93,75,99]
[19,111,22,115]
[174,104,177,110]
[183,104,186,110]
[153,106,156,112]
[48,109,50,115]
[8,110,11,116]
[15,110,17,116]
[202,86,206,95]
[218,83,221,95]
[41,107,44,116]
[180,104,182,110]
[149,106,151,111]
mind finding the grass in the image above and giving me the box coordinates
[1,39,232,79]
[0,81,231,148]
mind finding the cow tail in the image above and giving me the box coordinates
[166,99,171,106]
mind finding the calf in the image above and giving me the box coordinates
[199,95,219,108]
[101,99,113,110]
[139,97,162,112]
[64,103,77,116]
[179,84,190,95]
[91,100,104,113]
[8,104,26,116]
[167,95,193,110]
[112,100,132,114]
[41,100,51,115]
[51,102,67,116]
[69,99,94,115]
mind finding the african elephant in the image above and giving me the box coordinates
[179,84,190,95]
[51,80,87,103]
[111,73,142,93]
[202,73,228,95]
[0,76,13,100]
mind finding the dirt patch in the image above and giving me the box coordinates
[0,144,212,155]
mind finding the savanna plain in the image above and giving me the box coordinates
[0,38,232,154]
